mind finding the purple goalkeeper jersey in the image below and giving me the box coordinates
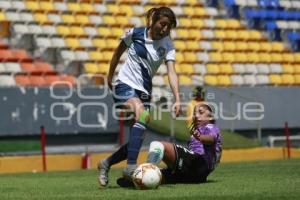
[188,123,222,171]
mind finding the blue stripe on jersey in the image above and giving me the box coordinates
[139,63,152,94]
[132,28,147,60]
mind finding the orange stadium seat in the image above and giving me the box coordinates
[30,75,46,87]
[60,75,77,86]
[35,62,54,74]
[15,75,31,86]
[44,75,61,85]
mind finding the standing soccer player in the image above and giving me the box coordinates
[98,7,181,187]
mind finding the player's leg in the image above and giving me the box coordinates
[147,141,176,168]
[98,143,129,187]
[123,97,150,178]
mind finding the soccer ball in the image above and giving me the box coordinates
[132,163,162,189]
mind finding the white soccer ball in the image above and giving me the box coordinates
[132,163,162,190]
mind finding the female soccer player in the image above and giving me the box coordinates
[98,7,181,187]
[147,103,222,184]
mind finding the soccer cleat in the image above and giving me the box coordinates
[116,177,135,188]
[122,165,136,181]
[97,160,110,187]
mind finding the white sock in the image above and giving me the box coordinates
[147,141,164,165]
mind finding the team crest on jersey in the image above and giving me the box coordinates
[157,47,166,57]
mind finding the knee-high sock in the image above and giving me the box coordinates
[105,143,128,167]
[147,141,164,165]
[127,122,146,165]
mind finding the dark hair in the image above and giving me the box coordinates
[189,104,215,135]
[193,86,206,100]
[146,7,177,28]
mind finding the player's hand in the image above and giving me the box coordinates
[172,100,181,119]
[107,75,113,91]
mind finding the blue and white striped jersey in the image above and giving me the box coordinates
[116,27,175,95]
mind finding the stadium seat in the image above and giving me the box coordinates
[281,74,295,85]
[179,64,194,74]
[204,75,218,86]
[65,38,81,49]
[244,64,257,74]
[34,12,49,24]
[98,27,111,38]
[282,64,294,74]
[256,75,270,85]
[54,2,68,12]
[231,75,244,86]
[67,2,81,13]
[174,40,186,51]
[89,51,104,62]
[0,75,16,87]
[21,62,38,74]
[152,75,165,86]
[219,64,233,74]
[15,75,31,87]
[26,1,40,11]
[179,75,192,85]
[79,38,93,48]
[69,26,86,37]
[256,64,270,74]
[233,64,245,74]
[243,75,257,86]
[57,25,71,36]
[269,64,282,74]
[60,75,77,86]
[183,52,197,63]
[193,64,207,75]
[206,64,219,74]
[75,51,89,61]
[185,41,200,51]
[191,18,204,29]
[4,62,21,73]
[0,63,5,73]
[35,62,54,74]
[76,15,90,25]
[40,1,55,13]
[269,74,282,85]
[81,3,96,13]
[217,75,232,86]
[84,63,98,74]
[29,75,46,87]
[62,14,76,24]
[191,75,204,86]
[295,75,300,85]
[208,52,222,62]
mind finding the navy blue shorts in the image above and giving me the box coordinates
[112,81,151,110]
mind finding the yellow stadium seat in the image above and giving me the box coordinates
[102,15,116,26]
[294,65,300,74]
[294,53,300,62]
[260,42,272,52]
[179,75,192,85]
[69,26,85,37]
[204,75,218,86]
[282,53,295,63]
[247,52,259,63]
[34,13,49,24]
[281,74,295,85]
[175,65,182,74]
[102,51,114,62]
[0,12,6,21]
[186,0,198,6]
[179,18,192,28]
[271,42,285,52]
[270,53,283,63]
[211,42,224,51]
[163,75,169,85]
[92,38,106,49]
[248,42,260,51]
[214,30,226,40]
[179,64,194,74]
[65,38,80,49]
[194,7,207,17]
[282,64,294,74]
[249,30,263,40]
[98,63,110,74]
[98,27,112,37]
[189,29,202,40]
[227,19,241,29]
[176,52,184,63]
[119,5,133,16]
[217,75,231,86]
[89,51,104,62]
[259,53,271,63]
[75,15,90,25]
[269,74,282,85]
[39,2,54,13]
[176,29,189,39]
[106,39,119,49]
[182,6,194,16]
[57,25,71,36]
[237,30,250,40]
[62,14,76,24]
[85,63,99,74]
[185,41,199,51]
[191,19,204,29]
[81,3,95,13]
[107,4,120,14]
[295,74,300,85]
[115,16,129,27]
[183,52,197,63]
[215,19,227,29]
[26,1,40,11]
[222,52,235,63]
[219,64,233,74]
[111,27,124,38]
[209,52,222,62]
[67,3,81,13]
[235,53,248,63]
[174,41,186,51]
[223,42,236,51]
[206,64,219,74]
[235,42,249,51]
[226,30,238,40]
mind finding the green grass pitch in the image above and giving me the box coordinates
[0,159,299,200]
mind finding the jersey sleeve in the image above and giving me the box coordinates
[121,28,134,47]
[165,38,176,62]
[205,124,220,140]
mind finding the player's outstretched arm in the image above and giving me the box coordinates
[107,41,127,90]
